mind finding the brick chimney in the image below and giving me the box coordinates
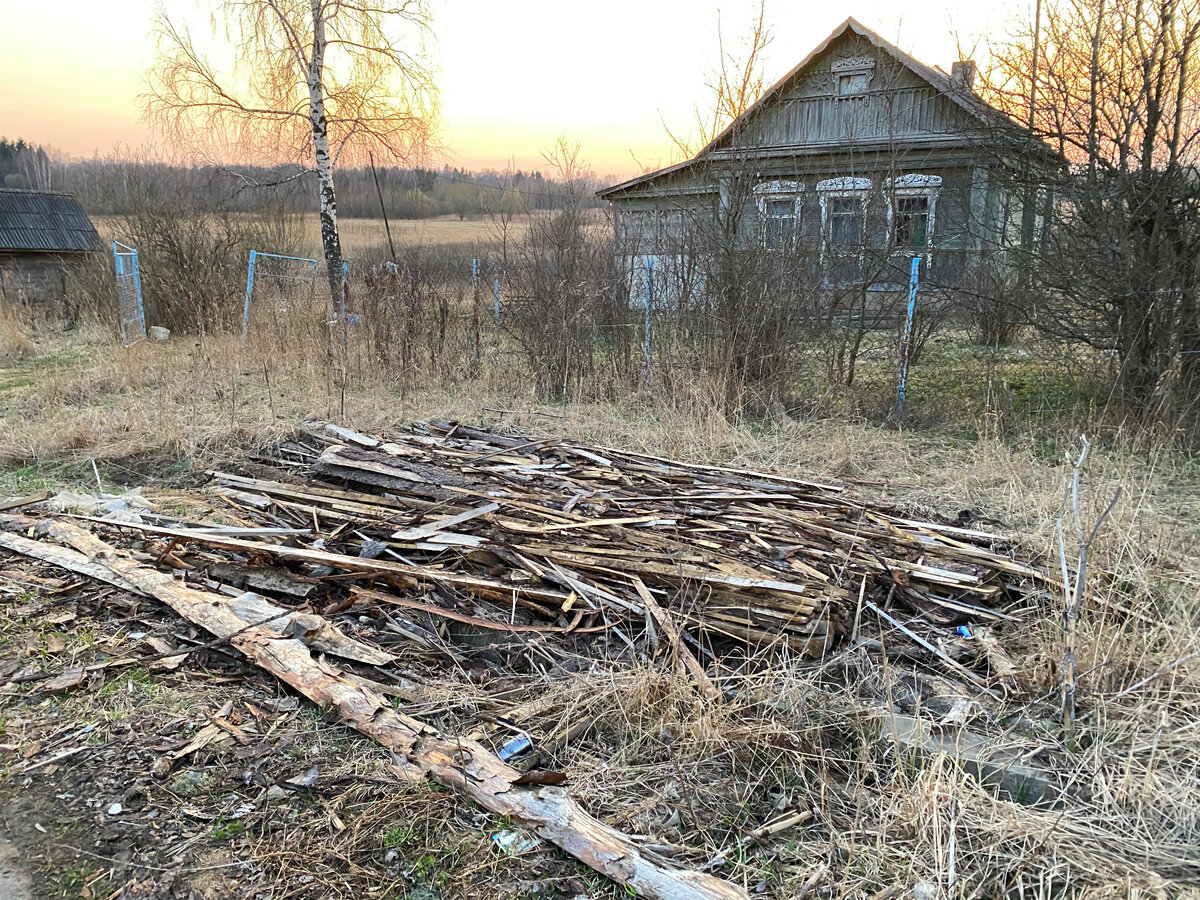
[951,60,977,91]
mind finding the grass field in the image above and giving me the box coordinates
[0,312,1198,899]
[93,212,536,260]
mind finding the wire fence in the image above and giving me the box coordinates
[106,232,1177,437]
[241,250,320,342]
[303,251,1126,435]
[111,241,145,345]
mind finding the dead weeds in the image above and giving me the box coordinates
[0,331,1197,899]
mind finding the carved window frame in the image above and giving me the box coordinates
[754,180,804,250]
[885,174,942,264]
[832,56,876,96]
[817,177,871,266]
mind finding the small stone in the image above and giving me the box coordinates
[106,803,122,816]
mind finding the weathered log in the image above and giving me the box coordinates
[2,517,748,900]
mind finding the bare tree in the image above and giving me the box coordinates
[145,0,438,311]
[667,0,773,157]
[981,0,1200,412]
[505,138,617,399]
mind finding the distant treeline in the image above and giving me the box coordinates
[0,139,608,220]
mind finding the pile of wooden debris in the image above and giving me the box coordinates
[0,421,1051,900]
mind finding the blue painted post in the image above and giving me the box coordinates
[642,257,653,384]
[896,255,920,412]
[241,250,258,343]
[493,268,500,327]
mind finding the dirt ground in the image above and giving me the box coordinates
[0,543,611,900]
[1,832,34,900]
[1,334,1199,899]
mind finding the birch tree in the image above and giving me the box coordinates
[145,0,438,311]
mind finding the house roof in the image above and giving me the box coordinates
[599,17,1045,199]
[0,189,101,253]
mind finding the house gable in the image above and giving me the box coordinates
[599,18,1041,201]
[714,27,979,155]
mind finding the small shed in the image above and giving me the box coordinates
[0,188,101,305]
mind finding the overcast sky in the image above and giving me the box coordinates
[0,0,1026,179]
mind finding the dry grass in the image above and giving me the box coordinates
[0,305,35,358]
[295,214,534,258]
[1,314,1198,898]
[92,213,536,260]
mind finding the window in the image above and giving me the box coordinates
[893,196,929,247]
[828,199,861,244]
[831,57,875,95]
[754,181,803,249]
[817,178,870,248]
[764,199,796,248]
[816,177,871,286]
[885,174,941,254]
[838,72,872,95]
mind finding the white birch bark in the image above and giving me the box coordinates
[307,0,345,311]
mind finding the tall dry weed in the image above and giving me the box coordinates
[0,303,36,358]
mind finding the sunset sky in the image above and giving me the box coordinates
[0,0,1023,180]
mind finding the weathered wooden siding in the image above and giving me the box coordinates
[0,253,69,304]
[728,36,971,151]
[738,87,967,149]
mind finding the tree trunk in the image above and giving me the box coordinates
[308,0,344,313]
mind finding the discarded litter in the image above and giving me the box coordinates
[43,489,153,522]
[492,828,542,856]
[498,733,533,761]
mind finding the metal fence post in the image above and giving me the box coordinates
[241,250,258,343]
[471,258,481,369]
[131,248,145,335]
[896,255,920,411]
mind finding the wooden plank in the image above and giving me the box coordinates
[0,491,53,513]
[56,515,576,608]
[391,502,499,540]
[629,576,720,701]
[5,519,746,900]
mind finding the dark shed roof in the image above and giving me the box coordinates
[0,189,101,253]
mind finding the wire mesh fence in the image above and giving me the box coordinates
[111,241,145,345]
[324,251,1125,436]
[108,226,1177,437]
[241,250,321,343]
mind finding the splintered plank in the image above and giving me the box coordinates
[3,517,748,900]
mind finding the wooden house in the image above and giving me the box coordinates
[0,189,101,305]
[599,18,1055,307]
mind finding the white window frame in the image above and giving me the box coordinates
[831,56,876,96]
[754,180,804,249]
[817,177,871,270]
[885,174,941,265]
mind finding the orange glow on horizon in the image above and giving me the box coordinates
[0,0,1023,180]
